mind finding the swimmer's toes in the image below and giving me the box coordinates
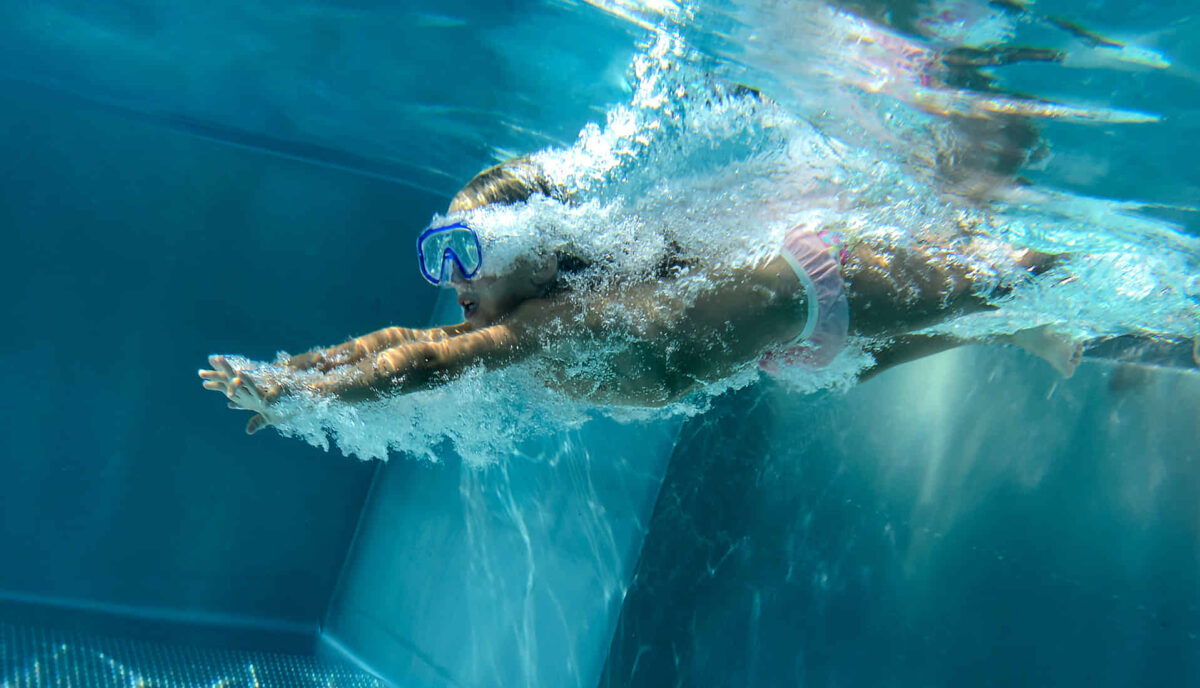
[1037,332,1082,378]
[1046,335,1084,379]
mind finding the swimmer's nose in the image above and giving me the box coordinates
[448,263,470,284]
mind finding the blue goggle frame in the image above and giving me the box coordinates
[416,221,482,285]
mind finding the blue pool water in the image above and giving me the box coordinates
[1,1,1197,687]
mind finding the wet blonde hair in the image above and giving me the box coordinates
[448,157,569,213]
[448,157,592,283]
[449,156,691,286]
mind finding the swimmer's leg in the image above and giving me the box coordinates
[859,326,1083,383]
[943,46,1064,69]
[845,238,1059,337]
[858,334,963,382]
[1079,334,1200,372]
[847,236,1074,377]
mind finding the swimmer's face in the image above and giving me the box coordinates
[451,256,557,326]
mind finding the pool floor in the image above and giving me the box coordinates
[0,622,383,688]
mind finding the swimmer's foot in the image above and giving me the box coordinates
[1013,247,1061,276]
[1004,325,1084,378]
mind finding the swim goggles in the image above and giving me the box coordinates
[416,221,482,285]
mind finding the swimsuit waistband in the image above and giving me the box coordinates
[761,225,851,371]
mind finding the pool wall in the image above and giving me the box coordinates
[319,412,680,687]
[0,85,434,652]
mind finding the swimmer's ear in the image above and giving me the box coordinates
[530,254,558,287]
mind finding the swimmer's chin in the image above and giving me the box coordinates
[462,305,497,327]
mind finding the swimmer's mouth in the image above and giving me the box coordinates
[458,296,478,316]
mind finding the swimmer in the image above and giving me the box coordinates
[199,157,1080,434]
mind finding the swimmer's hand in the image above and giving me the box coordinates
[199,355,283,435]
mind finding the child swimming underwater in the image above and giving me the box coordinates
[200,155,1080,435]
[199,8,1197,438]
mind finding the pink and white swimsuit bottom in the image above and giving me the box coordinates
[759,226,850,372]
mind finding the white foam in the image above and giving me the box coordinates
[263,354,769,465]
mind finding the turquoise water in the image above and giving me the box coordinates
[1,1,1197,687]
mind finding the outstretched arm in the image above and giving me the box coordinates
[200,298,562,432]
[285,322,475,372]
[203,256,809,423]
[302,319,532,401]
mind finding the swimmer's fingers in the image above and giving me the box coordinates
[208,355,238,380]
[245,413,272,435]
[201,360,253,400]
[202,370,250,412]
[230,371,283,413]
[204,356,275,401]
[239,371,270,405]
[227,376,263,412]
[207,355,252,397]
[200,368,234,397]
[203,356,286,434]
[200,364,258,411]
[199,368,228,385]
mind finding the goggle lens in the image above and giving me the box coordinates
[417,222,482,284]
